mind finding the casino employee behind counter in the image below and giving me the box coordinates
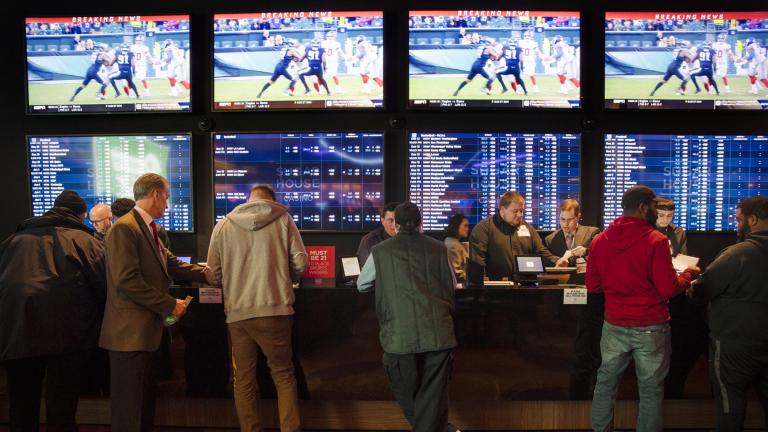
[467,192,559,285]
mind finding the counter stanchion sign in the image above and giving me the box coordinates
[302,246,336,288]
[563,287,588,305]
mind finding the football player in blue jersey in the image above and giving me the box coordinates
[650,40,696,96]
[453,41,499,96]
[298,40,330,95]
[690,41,720,95]
[257,39,302,98]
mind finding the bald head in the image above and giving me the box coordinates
[89,203,113,234]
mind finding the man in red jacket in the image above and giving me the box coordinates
[587,185,700,432]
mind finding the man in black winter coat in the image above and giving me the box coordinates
[0,190,107,432]
[697,196,768,431]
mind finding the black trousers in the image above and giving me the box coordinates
[665,294,709,399]
[4,352,85,432]
[383,349,453,432]
[710,338,768,431]
[569,293,604,400]
[109,350,160,432]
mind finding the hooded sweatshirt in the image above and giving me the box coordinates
[699,230,768,345]
[206,200,308,324]
[586,216,695,327]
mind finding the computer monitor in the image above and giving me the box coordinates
[515,256,545,274]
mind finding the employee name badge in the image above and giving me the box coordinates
[563,287,588,305]
[199,287,223,304]
[517,225,531,237]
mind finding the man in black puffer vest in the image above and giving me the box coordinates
[357,202,457,432]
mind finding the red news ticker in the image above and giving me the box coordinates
[605,12,768,20]
[214,11,383,20]
[27,15,189,24]
[409,10,580,18]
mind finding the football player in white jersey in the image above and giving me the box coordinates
[354,37,383,94]
[739,38,768,94]
[518,30,544,93]
[321,30,347,92]
[713,32,734,93]
[130,34,157,96]
[161,40,190,97]
[551,35,580,94]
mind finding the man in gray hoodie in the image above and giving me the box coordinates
[206,185,308,432]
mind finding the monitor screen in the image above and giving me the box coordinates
[28,134,194,232]
[213,11,384,110]
[605,12,768,110]
[408,132,580,231]
[26,15,191,114]
[213,132,385,231]
[408,10,581,109]
[516,256,544,274]
[603,134,767,231]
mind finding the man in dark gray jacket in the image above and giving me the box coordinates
[697,196,768,431]
[357,202,457,432]
[0,190,106,432]
[467,191,558,286]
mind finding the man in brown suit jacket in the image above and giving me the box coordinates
[99,173,212,432]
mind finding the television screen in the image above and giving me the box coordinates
[605,12,768,110]
[603,134,768,230]
[213,11,384,110]
[408,132,580,231]
[28,134,194,232]
[408,10,581,109]
[213,132,384,231]
[26,15,191,114]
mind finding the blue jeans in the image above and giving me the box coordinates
[592,321,671,432]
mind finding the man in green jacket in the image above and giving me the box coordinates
[357,202,457,432]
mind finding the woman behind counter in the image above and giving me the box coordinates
[444,213,470,285]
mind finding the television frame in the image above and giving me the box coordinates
[405,130,583,232]
[600,131,768,231]
[24,14,193,115]
[407,9,583,111]
[603,10,768,111]
[210,130,387,233]
[25,132,196,233]
[211,10,385,112]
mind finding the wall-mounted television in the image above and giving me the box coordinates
[26,15,191,114]
[213,11,384,110]
[408,132,580,231]
[409,10,581,109]
[603,134,767,230]
[27,134,194,232]
[213,132,384,231]
[605,11,768,110]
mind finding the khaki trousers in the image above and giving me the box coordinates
[229,315,301,432]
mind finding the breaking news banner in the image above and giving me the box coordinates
[604,11,768,110]
[213,11,384,111]
[26,15,191,114]
[408,10,581,109]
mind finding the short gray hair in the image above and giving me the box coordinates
[133,173,167,200]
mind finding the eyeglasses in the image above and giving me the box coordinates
[90,217,111,224]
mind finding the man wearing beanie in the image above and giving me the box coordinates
[587,185,701,431]
[357,202,458,432]
[0,189,107,432]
